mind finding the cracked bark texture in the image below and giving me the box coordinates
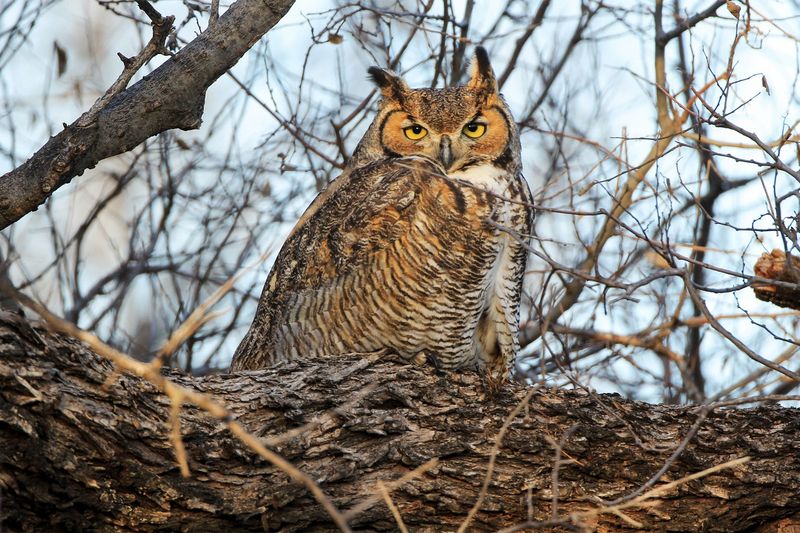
[0,0,296,229]
[1,315,799,532]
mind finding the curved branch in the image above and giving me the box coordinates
[0,0,296,229]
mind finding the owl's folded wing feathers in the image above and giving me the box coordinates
[230,157,449,369]
[276,156,437,291]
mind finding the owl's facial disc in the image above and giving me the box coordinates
[367,47,516,172]
[379,107,509,171]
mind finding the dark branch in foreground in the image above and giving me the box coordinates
[0,0,296,229]
[1,316,800,531]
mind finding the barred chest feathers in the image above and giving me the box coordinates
[448,163,530,374]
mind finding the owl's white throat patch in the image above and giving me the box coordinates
[449,164,512,196]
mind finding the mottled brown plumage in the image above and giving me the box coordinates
[231,48,533,384]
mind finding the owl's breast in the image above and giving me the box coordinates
[443,163,532,366]
[447,163,530,228]
[237,157,532,370]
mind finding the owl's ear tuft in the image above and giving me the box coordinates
[368,67,410,104]
[467,46,498,97]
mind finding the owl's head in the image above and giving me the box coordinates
[351,48,521,175]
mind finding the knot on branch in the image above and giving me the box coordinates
[752,249,800,310]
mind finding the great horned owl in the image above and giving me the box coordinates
[230,48,533,384]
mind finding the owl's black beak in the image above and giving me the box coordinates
[438,136,454,169]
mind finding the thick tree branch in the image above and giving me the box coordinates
[657,0,726,45]
[0,0,296,230]
[1,316,800,531]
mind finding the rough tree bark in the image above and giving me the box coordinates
[1,315,799,532]
[0,0,296,230]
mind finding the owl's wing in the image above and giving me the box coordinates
[273,156,437,291]
[231,156,453,369]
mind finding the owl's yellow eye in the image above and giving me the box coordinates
[403,124,428,140]
[462,122,487,138]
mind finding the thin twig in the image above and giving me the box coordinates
[498,456,750,532]
[457,388,536,532]
[685,275,800,382]
[77,2,174,127]
[548,424,579,519]
[600,403,713,506]
[377,480,408,533]
[169,397,190,477]
[343,458,439,520]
